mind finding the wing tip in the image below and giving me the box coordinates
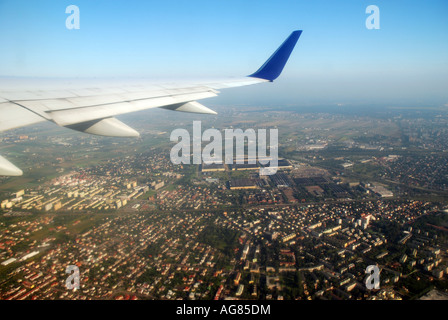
[248,30,302,81]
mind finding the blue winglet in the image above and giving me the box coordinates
[248,30,302,82]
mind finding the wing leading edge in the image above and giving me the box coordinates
[0,30,302,176]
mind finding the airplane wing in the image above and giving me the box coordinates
[0,30,302,176]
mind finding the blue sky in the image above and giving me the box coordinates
[0,0,447,107]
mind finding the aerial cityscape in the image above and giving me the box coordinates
[0,1,447,313]
[1,105,448,301]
